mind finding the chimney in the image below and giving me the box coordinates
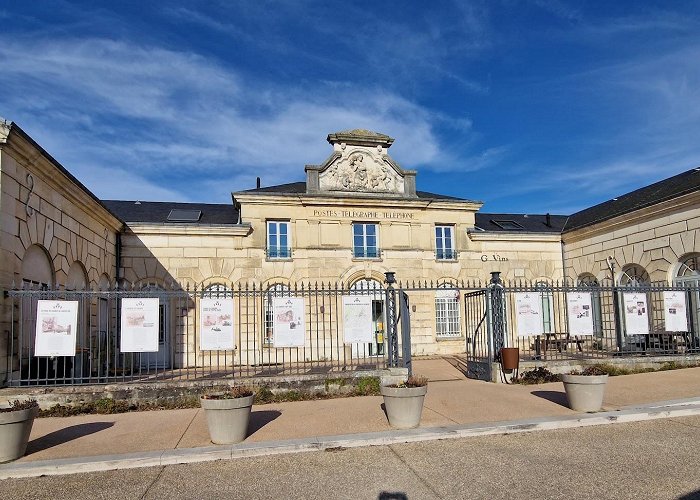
[256,177,261,190]
[545,213,551,227]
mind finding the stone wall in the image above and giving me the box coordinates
[0,123,122,384]
[562,192,700,283]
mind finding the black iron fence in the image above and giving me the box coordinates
[500,279,700,361]
[5,273,699,386]
[3,279,407,386]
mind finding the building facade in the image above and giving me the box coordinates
[2,120,700,382]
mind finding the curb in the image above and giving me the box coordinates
[2,402,700,479]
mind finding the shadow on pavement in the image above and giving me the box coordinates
[531,390,569,408]
[26,422,115,455]
[248,410,282,435]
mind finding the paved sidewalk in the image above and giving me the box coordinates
[7,359,700,468]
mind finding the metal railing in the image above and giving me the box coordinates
[3,281,402,386]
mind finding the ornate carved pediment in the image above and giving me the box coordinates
[320,149,404,194]
[306,130,417,198]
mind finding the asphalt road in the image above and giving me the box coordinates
[5,416,700,500]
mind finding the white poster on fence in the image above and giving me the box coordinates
[34,300,79,357]
[566,292,594,336]
[200,298,235,350]
[342,295,373,343]
[663,291,688,332]
[515,292,543,336]
[120,298,160,352]
[622,293,649,335]
[272,297,305,347]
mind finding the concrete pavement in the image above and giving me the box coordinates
[2,358,700,479]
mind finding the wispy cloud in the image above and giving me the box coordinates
[0,35,487,201]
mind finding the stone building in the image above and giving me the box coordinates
[2,119,700,383]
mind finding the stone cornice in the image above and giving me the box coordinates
[124,223,252,236]
[562,189,700,244]
[234,193,482,212]
[1,122,123,231]
[468,231,562,242]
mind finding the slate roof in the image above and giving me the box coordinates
[102,200,240,225]
[563,167,700,232]
[474,213,568,233]
[236,182,472,202]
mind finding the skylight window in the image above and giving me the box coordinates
[492,220,524,230]
[167,209,202,222]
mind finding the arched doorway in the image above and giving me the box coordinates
[349,278,385,358]
[19,245,55,381]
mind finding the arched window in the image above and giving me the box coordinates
[264,284,290,345]
[435,284,461,338]
[202,283,230,298]
[65,261,88,291]
[619,264,649,286]
[676,254,700,281]
[21,244,53,288]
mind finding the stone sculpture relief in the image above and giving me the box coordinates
[320,152,404,194]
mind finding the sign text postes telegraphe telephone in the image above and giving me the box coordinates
[312,209,415,220]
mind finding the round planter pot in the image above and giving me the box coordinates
[0,406,39,463]
[200,395,254,444]
[380,385,428,429]
[561,374,608,412]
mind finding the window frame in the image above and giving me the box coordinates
[435,284,462,338]
[266,220,292,259]
[435,225,456,260]
[352,222,380,259]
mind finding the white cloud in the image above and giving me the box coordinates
[0,35,490,201]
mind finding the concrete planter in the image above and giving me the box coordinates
[0,405,39,463]
[561,374,609,412]
[380,384,428,429]
[200,394,254,444]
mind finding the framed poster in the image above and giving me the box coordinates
[566,292,594,336]
[342,295,373,344]
[121,298,160,352]
[622,293,649,335]
[272,297,305,347]
[35,300,79,357]
[663,291,688,332]
[200,298,235,350]
[515,292,543,337]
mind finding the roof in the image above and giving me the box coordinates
[563,167,700,232]
[474,213,568,233]
[102,200,240,225]
[236,182,474,202]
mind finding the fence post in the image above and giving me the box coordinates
[488,271,505,362]
[399,289,412,376]
[384,271,399,368]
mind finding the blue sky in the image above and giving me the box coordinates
[1,1,699,214]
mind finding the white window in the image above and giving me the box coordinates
[353,223,379,258]
[435,225,456,260]
[267,221,291,259]
[435,285,461,338]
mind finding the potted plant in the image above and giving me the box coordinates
[200,387,255,444]
[0,399,40,462]
[380,375,428,429]
[561,366,609,412]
